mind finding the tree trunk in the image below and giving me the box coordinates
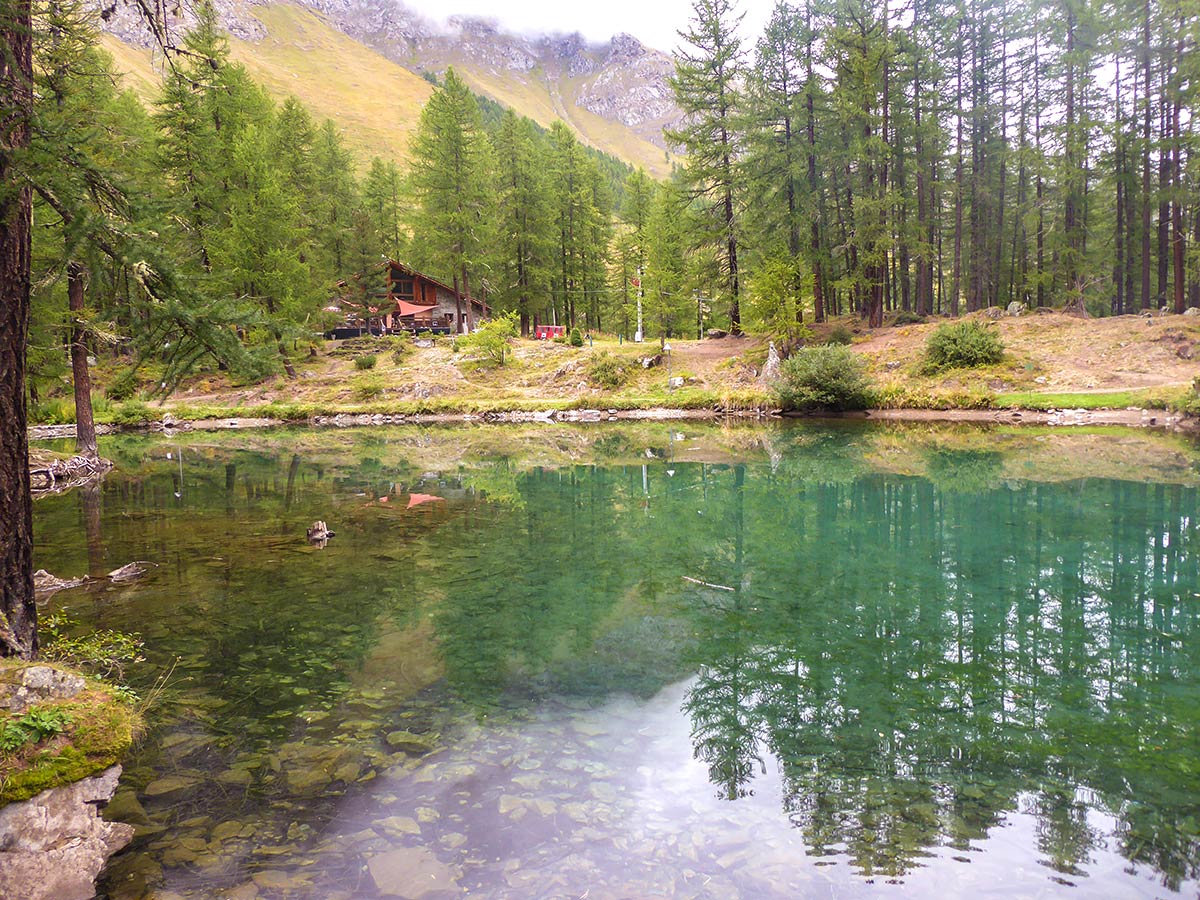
[0,0,36,659]
[805,4,825,323]
[68,262,97,458]
[461,264,475,332]
[1141,0,1153,309]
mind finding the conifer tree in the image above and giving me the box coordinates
[362,157,407,261]
[669,0,747,332]
[490,111,551,334]
[408,68,493,332]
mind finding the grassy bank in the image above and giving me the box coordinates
[25,313,1200,427]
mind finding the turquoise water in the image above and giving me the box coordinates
[31,423,1200,899]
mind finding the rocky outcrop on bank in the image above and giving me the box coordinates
[0,663,139,900]
[0,765,133,900]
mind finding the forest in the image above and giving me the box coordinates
[8,0,1200,407]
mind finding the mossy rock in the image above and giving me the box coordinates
[0,661,141,806]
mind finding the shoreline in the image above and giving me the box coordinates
[27,403,1198,440]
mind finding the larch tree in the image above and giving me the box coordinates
[408,67,493,332]
[669,0,747,333]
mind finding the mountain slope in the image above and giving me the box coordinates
[101,4,434,167]
[97,0,679,177]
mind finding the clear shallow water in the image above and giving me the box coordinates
[30,423,1200,899]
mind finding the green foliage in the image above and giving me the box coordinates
[105,367,139,401]
[922,321,1005,372]
[1,707,73,753]
[826,325,853,346]
[408,68,492,311]
[775,346,873,412]
[40,614,146,680]
[352,373,385,399]
[569,327,584,347]
[354,354,377,370]
[745,256,812,343]
[588,352,633,389]
[108,399,153,425]
[891,310,927,326]
[456,313,519,366]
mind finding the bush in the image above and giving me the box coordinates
[891,309,926,326]
[30,397,74,425]
[775,345,873,412]
[41,613,145,681]
[922,320,1004,372]
[588,352,632,389]
[552,336,567,344]
[569,328,583,347]
[456,312,519,366]
[110,399,153,425]
[354,354,377,370]
[352,373,385,400]
[826,324,853,346]
[105,367,139,401]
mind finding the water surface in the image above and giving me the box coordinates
[32,423,1200,899]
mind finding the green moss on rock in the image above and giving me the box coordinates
[0,661,140,806]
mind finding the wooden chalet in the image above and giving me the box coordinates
[384,261,488,334]
[327,262,489,338]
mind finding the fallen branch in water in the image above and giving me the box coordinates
[29,452,113,494]
[33,562,156,598]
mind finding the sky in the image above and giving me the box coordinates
[401,0,773,53]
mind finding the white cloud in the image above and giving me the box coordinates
[401,0,771,54]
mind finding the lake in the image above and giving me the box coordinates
[31,422,1200,899]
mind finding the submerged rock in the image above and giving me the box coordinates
[385,730,438,755]
[367,846,462,898]
[0,766,133,900]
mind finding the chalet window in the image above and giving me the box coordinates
[393,277,415,300]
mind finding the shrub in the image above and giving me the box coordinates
[588,352,632,389]
[569,328,584,347]
[891,309,926,326]
[30,397,74,425]
[110,399,153,425]
[922,321,1004,372]
[352,373,385,400]
[105,367,139,401]
[41,614,145,681]
[775,345,873,412]
[552,336,567,344]
[826,324,853,346]
[354,354,377,370]
[456,312,519,366]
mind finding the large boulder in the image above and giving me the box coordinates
[0,766,134,900]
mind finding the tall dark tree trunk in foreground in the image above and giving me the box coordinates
[0,0,36,659]
[69,261,97,458]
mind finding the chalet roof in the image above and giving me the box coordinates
[387,260,489,312]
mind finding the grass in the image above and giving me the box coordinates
[993,388,1179,410]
